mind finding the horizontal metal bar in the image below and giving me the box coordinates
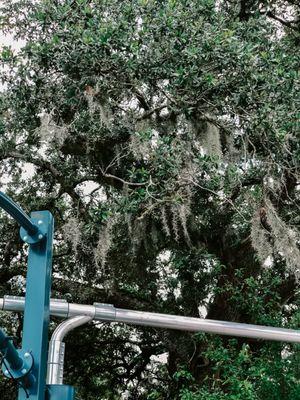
[2,296,69,318]
[113,309,300,343]
[1,296,300,343]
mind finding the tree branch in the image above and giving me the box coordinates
[266,11,299,31]
[2,151,86,214]
[99,167,148,188]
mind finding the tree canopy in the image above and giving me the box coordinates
[0,0,299,399]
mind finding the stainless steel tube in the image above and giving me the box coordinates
[2,296,69,318]
[2,296,95,319]
[113,309,300,343]
[68,303,95,318]
[46,315,92,385]
[2,296,25,313]
[50,315,92,342]
[2,296,300,344]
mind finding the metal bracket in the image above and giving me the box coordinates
[20,217,47,244]
[2,349,34,382]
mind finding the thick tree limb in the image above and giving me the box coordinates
[2,151,86,214]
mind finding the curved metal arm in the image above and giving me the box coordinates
[47,316,92,385]
[0,191,38,235]
[51,315,92,342]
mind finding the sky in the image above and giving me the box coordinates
[0,32,25,49]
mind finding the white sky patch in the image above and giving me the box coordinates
[23,163,36,178]
[75,181,107,202]
[76,180,100,195]
[263,255,274,268]
[157,250,171,262]
[0,162,36,191]
[150,352,168,364]
[199,305,208,318]
[156,250,182,301]
[0,33,26,51]
[150,129,159,148]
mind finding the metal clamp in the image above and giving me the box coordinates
[93,303,116,322]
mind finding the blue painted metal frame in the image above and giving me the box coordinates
[46,385,75,400]
[0,192,39,236]
[18,211,54,400]
[0,329,23,370]
[0,192,55,399]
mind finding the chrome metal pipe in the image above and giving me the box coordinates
[2,296,96,319]
[113,309,300,343]
[47,315,92,385]
[68,303,95,318]
[2,296,300,344]
[2,296,69,318]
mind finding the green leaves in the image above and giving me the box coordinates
[0,46,13,61]
[0,0,299,398]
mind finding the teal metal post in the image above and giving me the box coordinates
[0,192,54,400]
[18,210,54,400]
[46,385,75,400]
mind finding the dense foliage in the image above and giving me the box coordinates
[0,0,299,398]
